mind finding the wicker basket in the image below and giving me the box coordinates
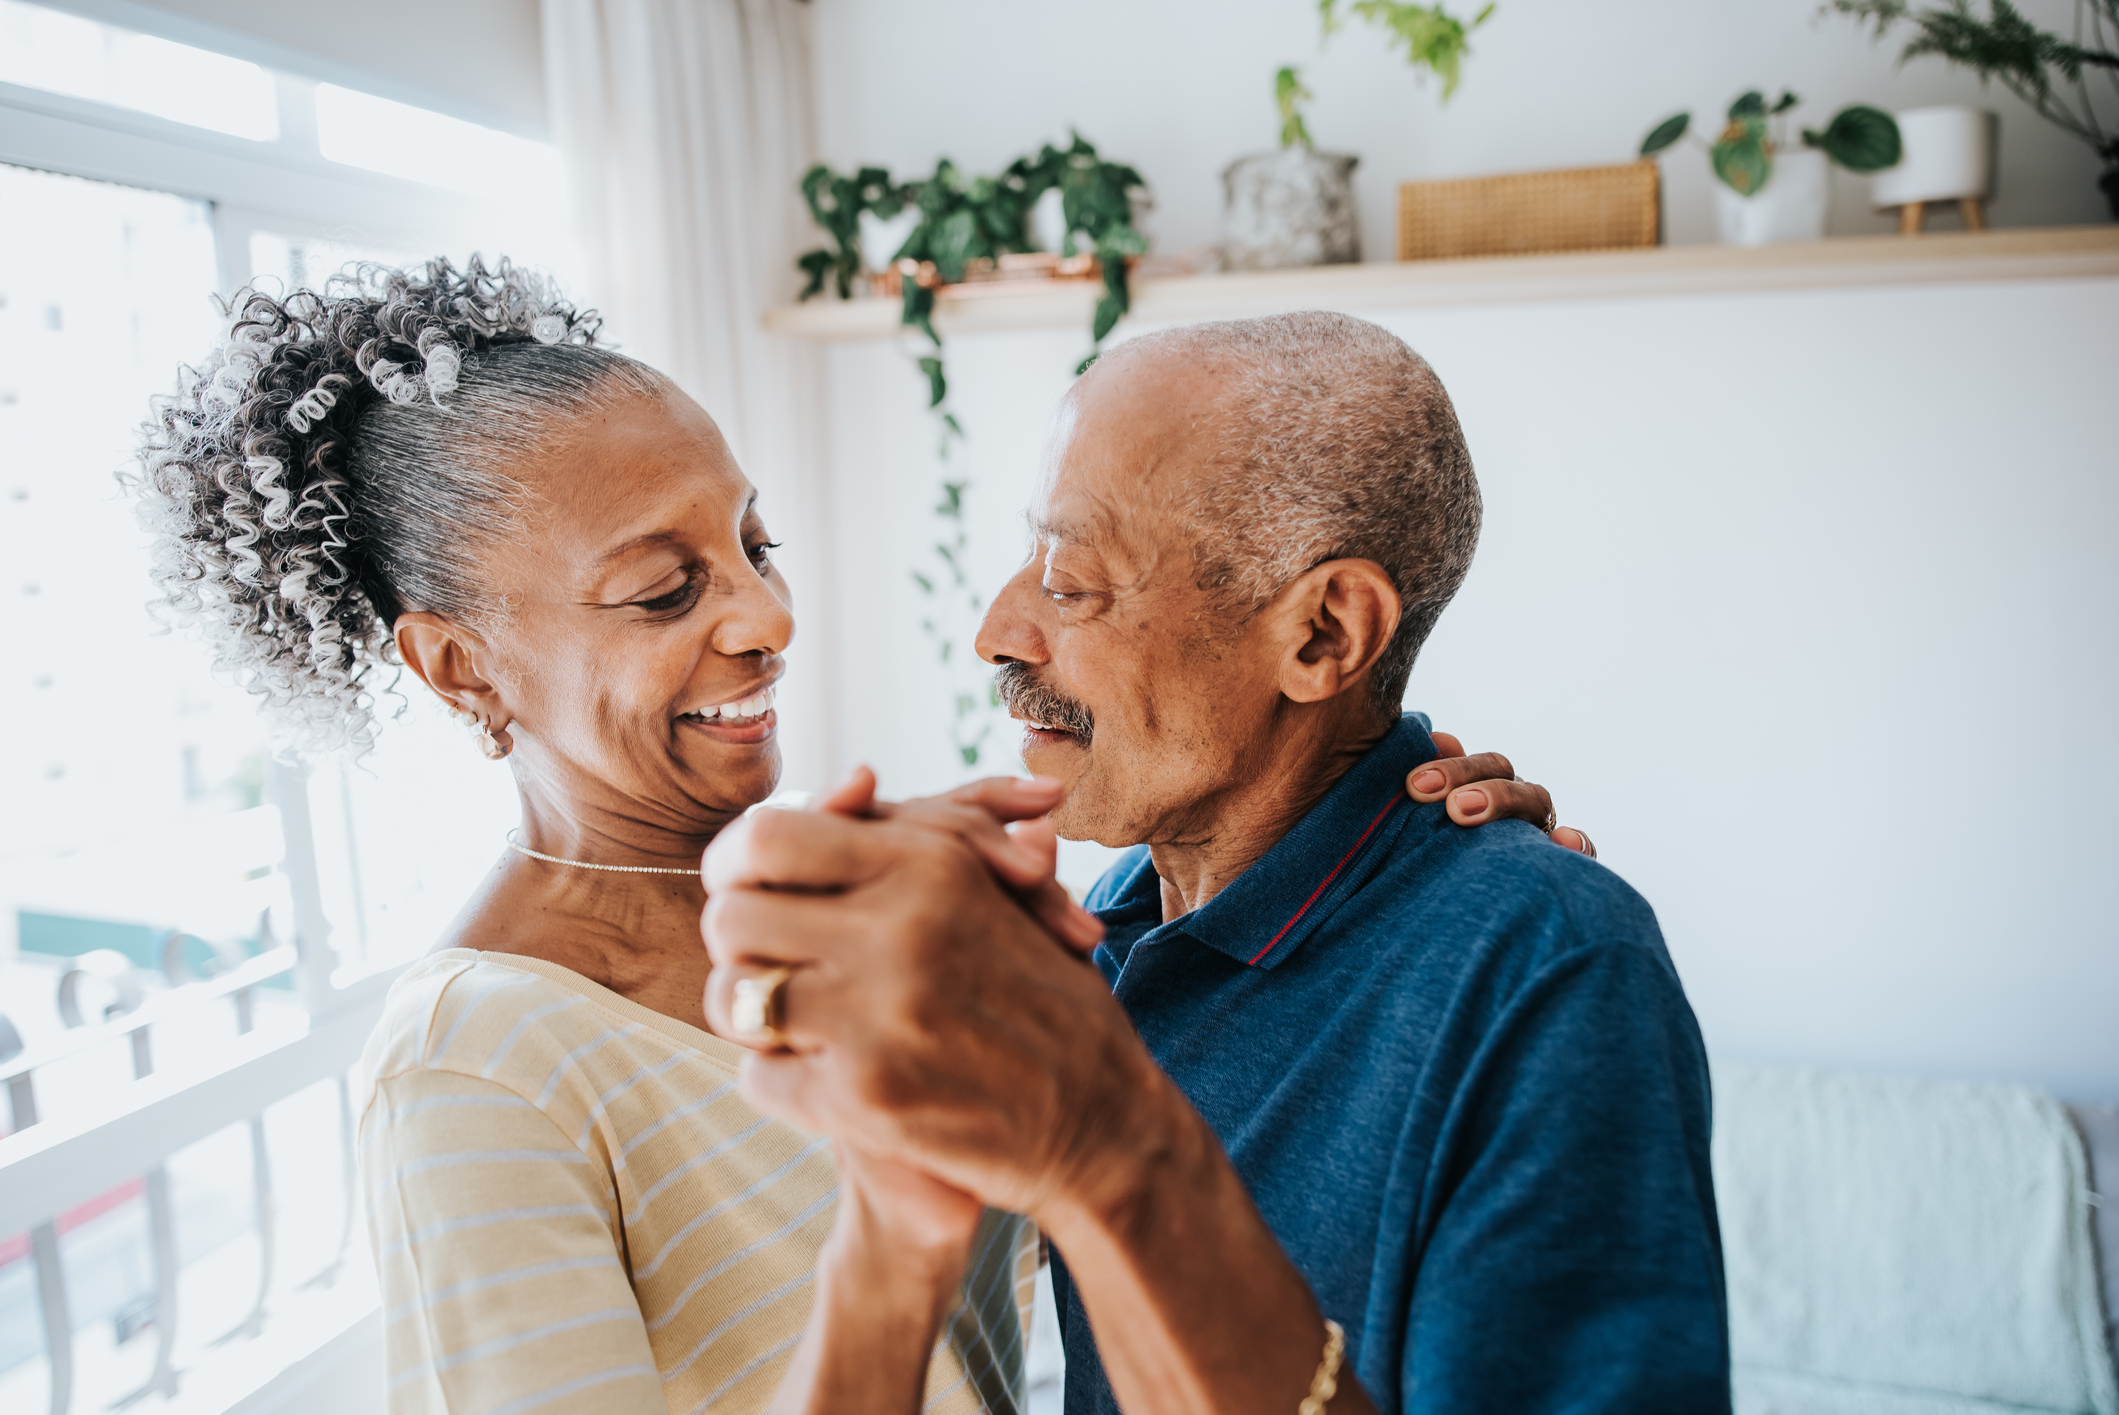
[1397,160,1660,261]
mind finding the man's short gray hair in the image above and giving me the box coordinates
[1127,310,1480,710]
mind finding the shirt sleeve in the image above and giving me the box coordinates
[1401,936,1732,1415]
[362,1066,668,1414]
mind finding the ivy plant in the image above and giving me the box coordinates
[793,135,1149,768]
[1274,3,1491,159]
[1318,0,1496,99]
[796,165,908,301]
[908,478,999,768]
[1641,91,1903,195]
[796,133,1148,378]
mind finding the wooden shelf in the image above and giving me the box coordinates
[762,226,2119,342]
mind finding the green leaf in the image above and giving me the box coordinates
[1814,103,1902,171]
[959,744,981,767]
[1712,125,1772,195]
[918,354,948,408]
[795,249,832,300]
[902,283,940,347]
[931,208,979,281]
[1100,251,1132,306]
[1097,223,1150,258]
[1341,1,1491,100]
[1728,89,1767,120]
[1640,111,1690,156]
[1276,66,1315,149]
[1770,90,1800,114]
[911,571,934,594]
[1092,293,1124,343]
[1075,350,1101,377]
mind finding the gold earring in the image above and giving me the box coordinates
[474,721,511,760]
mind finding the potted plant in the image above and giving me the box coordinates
[1872,105,1998,232]
[1226,1,1493,269]
[1641,91,1902,245]
[1830,0,2119,218]
[1222,68,1362,268]
[791,138,1150,767]
[795,134,1148,366]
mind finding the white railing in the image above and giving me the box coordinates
[0,764,401,1415]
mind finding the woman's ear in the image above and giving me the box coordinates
[396,612,507,724]
[1272,558,1401,706]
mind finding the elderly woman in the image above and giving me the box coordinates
[129,258,1573,1415]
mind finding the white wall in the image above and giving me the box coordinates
[815,274,2119,1103]
[813,0,2113,262]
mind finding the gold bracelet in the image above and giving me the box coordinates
[1299,1317,1345,1415]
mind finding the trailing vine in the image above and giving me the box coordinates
[796,134,1149,769]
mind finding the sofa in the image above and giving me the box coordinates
[1715,1065,2118,1415]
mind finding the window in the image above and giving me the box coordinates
[0,12,575,1406]
[0,163,265,935]
[0,0,277,140]
[316,84,564,197]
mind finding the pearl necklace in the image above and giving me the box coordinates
[505,831,699,877]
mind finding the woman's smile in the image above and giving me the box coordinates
[677,681,779,745]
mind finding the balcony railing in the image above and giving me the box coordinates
[0,765,401,1415]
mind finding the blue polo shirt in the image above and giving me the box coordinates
[1049,714,1730,1415]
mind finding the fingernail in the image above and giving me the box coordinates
[1454,788,1488,816]
[1411,770,1443,794]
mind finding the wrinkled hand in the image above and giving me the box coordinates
[827,1139,985,1266]
[1416,731,1598,858]
[809,766,1102,952]
[700,806,1164,1221]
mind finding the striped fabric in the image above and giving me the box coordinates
[359,950,1037,1414]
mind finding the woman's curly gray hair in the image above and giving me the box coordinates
[129,256,669,756]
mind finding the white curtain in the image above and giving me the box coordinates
[541,0,833,789]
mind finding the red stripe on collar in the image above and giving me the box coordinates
[1247,794,1406,966]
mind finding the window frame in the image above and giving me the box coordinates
[0,73,511,300]
[0,51,553,989]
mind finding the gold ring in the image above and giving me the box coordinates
[730,966,793,1046]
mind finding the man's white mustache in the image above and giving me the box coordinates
[994,663,1094,741]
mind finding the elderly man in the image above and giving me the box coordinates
[704,312,1728,1414]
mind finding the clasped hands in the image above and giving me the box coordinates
[699,741,1564,1414]
[702,766,1134,1236]
[698,737,1566,1262]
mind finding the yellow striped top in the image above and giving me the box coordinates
[358,949,1037,1414]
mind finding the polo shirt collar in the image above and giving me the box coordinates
[1097,713,1439,972]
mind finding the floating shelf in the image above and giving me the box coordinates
[762,226,2119,342]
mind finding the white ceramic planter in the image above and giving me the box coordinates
[1028,187,1069,253]
[1873,106,1996,207]
[1716,147,1829,247]
[857,206,921,273]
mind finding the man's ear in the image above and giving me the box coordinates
[1269,558,1401,705]
[395,612,508,723]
